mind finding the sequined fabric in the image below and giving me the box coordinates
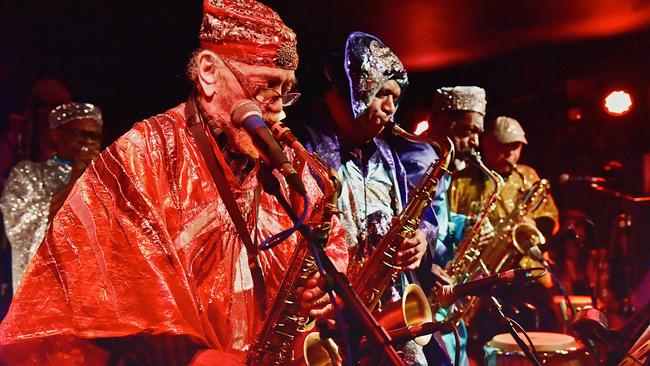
[432,86,487,116]
[0,103,347,364]
[199,0,298,69]
[344,31,408,119]
[337,149,398,252]
[449,164,559,231]
[48,103,103,130]
[0,158,71,292]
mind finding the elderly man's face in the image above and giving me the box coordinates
[52,118,102,160]
[481,135,523,174]
[207,58,297,158]
[224,59,297,123]
[438,111,484,158]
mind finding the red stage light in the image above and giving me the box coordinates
[603,90,633,116]
[414,120,429,135]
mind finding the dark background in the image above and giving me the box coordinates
[1,1,649,294]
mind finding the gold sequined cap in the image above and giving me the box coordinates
[432,86,487,116]
[199,0,298,70]
[48,102,103,130]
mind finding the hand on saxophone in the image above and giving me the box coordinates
[300,272,335,318]
[464,217,495,248]
[396,229,428,270]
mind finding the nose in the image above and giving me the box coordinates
[381,95,396,117]
[265,97,283,114]
[468,133,479,149]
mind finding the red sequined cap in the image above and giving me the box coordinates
[199,0,298,70]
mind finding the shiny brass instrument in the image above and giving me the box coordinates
[304,125,454,365]
[490,164,551,273]
[428,150,504,324]
[246,122,341,365]
[353,125,454,315]
[438,160,552,324]
[445,150,505,285]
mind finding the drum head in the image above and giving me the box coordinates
[487,332,580,353]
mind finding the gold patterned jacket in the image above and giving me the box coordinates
[449,163,559,238]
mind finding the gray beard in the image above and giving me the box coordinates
[210,89,260,159]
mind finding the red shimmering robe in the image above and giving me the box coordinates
[0,104,348,365]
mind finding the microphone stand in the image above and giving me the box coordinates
[488,296,543,366]
[259,173,404,366]
[591,183,639,317]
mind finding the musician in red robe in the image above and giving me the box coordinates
[0,1,347,364]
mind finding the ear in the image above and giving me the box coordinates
[197,50,220,98]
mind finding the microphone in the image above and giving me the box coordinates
[558,173,606,185]
[231,101,306,195]
[527,226,579,262]
[358,322,454,352]
[440,268,530,301]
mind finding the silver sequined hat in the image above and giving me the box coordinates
[48,102,103,130]
[344,31,408,119]
[432,86,486,116]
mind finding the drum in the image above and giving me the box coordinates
[484,332,595,365]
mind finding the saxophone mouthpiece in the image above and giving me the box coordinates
[464,149,481,165]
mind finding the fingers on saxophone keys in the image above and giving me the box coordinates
[401,256,423,270]
[309,303,333,318]
[397,247,420,258]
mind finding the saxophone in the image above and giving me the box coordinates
[246,121,341,366]
[445,150,505,285]
[485,164,550,274]
[430,150,505,324]
[303,125,455,366]
[353,125,454,313]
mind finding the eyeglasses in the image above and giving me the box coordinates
[221,58,301,107]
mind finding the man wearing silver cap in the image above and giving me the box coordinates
[395,86,489,366]
[0,102,102,292]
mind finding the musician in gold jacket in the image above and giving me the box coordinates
[449,116,559,240]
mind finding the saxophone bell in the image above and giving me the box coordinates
[303,284,433,366]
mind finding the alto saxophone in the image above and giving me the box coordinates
[246,121,341,366]
[445,149,505,285]
[432,150,505,323]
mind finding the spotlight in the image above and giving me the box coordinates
[414,120,429,135]
[603,90,632,117]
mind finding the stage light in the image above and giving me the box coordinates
[414,120,429,135]
[603,90,632,116]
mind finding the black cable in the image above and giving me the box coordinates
[521,267,549,282]
[506,316,539,356]
[489,297,542,366]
